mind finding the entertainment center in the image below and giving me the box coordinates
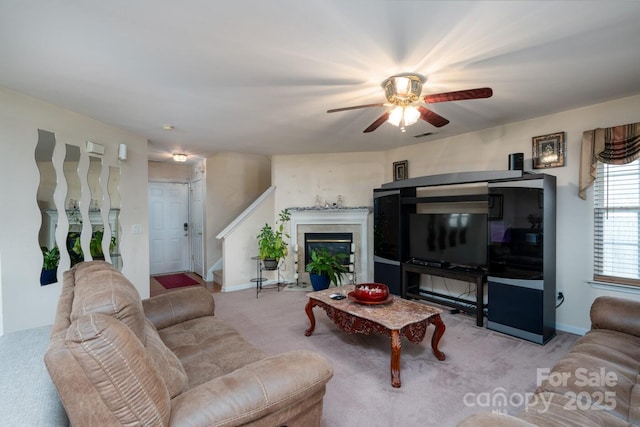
[373,170,556,344]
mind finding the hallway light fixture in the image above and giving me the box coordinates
[173,153,187,162]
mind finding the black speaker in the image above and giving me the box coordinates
[508,153,524,171]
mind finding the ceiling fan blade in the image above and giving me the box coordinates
[413,132,434,138]
[327,103,386,113]
[418,106,449,128]
[363,111,391,133]
[423,87,493,103]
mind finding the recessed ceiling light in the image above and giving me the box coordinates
[162,124,175,131]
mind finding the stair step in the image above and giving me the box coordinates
[213,269,223,285]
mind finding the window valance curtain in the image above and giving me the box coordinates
[579,121,640,199]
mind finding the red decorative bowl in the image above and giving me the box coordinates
[353,283,389,302]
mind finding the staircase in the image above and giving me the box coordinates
[213,269,223,288]
[215,186,275,291]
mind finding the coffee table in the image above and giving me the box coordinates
[304,285,446,388]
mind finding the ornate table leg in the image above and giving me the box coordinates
[304,299,317,336]
[430,314,446,361]
[390,330,402,388]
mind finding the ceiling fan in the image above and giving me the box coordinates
[327,73,492,135]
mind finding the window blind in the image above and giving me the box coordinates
[594,159,640,285]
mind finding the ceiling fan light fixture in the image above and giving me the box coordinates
[388,106,420,130]
[382,73,426,105]
[327,73,490,134]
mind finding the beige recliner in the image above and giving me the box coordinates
[45,261,333,426]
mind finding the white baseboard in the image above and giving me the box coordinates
[556,322,588,336]
[222,279,279,292]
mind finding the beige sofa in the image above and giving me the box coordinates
[45,261,333,426]
[459,296,640,426]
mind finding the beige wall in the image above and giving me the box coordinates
[0,86,150,335]
[272,151,385,281]
[272,152,385,212]
[148,160,193,182]
[206,152,271,272]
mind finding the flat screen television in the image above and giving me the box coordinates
[409,213,488,269]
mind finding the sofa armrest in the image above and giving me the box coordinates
[143,287,215,330]
[591,296,640,338]
[457,413,536,427]
[169,350,333,427]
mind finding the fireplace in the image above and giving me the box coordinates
[304,232,353,267]
[288,207,370,284]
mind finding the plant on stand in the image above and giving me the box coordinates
[257,209,291,270]
[305,248,348,291]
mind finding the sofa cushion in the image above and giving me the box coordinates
[70,261,146,341]
[536,352,636,422]
[518,392,629,427]
[66,313,170,426]
[157,316,267,388]
[570,330,640,376]
[143,286,215,330]
[143,318,189,398]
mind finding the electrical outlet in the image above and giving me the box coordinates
[132,224,143,234]
[557,292,564,300]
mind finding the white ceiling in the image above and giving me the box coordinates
[2,1,640,162]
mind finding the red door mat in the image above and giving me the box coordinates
[154,273,199,289]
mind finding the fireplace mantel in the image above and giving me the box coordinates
[288,207,371,229]
[288,207,371,283]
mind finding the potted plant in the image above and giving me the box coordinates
[257,209,291,270]
[40,246,60,285]
[305,248,348,291]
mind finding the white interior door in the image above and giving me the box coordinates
[149,182,190,275]
[190,179,204,277]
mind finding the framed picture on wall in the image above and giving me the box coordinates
[393,160,408,181]
[532,132,566,169]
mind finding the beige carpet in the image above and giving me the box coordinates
[213,288,579,427]
[283,281,312,291]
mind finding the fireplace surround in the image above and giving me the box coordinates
[289,207,370,284]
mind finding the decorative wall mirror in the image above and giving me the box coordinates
[35,133,122,282]
[35,130,59,285]
[107,166,122,270]
[64,144,83,267]
[81,156,105,261]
